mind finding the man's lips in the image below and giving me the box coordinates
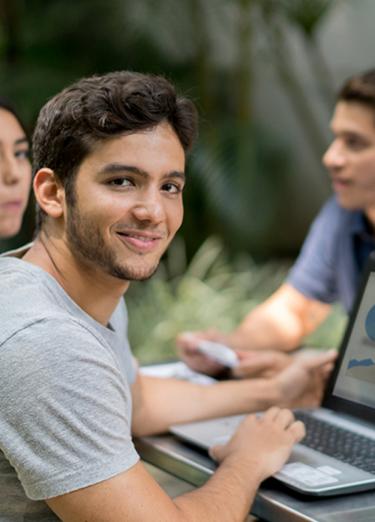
[116,229,165,253]
[331,177,352,190]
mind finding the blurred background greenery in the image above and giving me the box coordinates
[127,237,347,363]
[2,0,373,360]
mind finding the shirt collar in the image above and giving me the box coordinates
[350,211,375,241]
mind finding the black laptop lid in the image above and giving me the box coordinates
[323,254,375,424]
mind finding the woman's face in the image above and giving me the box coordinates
[0,108,31,238]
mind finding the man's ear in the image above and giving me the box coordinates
[33,168,65,219]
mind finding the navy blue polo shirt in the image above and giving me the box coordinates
[287,197,375,313]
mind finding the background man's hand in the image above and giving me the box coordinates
[177,329,313,379]
[176,330,230,375]
[176,329,290,377]
[210,407,305,481]
[177,329,337,410]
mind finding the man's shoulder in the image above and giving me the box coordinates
[0,314,105,362]
[0,314,123,400]
[0,263,110,359]
[0,253,52,293]
[310,196,358,238]
[0,259,71,340]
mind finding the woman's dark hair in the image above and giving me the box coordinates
[0,97,28,137]
[32,71,199,229]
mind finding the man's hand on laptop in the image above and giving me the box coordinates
[209,407,305,480]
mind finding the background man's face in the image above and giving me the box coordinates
[64,122,185,281]
[323,101,375,217]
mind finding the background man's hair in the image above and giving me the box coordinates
[32,71,198,230]
[338,69,375,110]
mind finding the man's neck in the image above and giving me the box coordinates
[22,233,129,326]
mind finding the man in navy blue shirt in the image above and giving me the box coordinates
[179,68,375,378]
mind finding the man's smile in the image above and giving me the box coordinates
[116,228,165,253]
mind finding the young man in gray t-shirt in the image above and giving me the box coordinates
[0,71,334,521]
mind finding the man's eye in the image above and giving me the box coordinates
[345,136,367,150]
[162,183,182,194]
[108,178,133,187]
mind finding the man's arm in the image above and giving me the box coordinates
[47,408,304,522]
[131,374,279,436]
[131,348,335,437]
[229,283,332,352]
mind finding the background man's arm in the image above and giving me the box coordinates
[229,283,332,352]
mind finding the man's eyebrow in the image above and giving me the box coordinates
[332,127,367,139]
[98,164,149,177]
[163,171,186,182]
[98,163,185,180]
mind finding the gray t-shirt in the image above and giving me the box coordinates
[0,254,139,520]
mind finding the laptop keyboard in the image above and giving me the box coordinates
[295,411,375,474]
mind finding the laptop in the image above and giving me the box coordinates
[170,257,375,496]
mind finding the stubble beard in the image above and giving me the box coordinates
[66,206,161,282]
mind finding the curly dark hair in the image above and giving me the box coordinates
[32,71,198,229]
[339,69,375,110]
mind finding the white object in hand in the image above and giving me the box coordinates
[196,340,239,368]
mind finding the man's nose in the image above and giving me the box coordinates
[322,141,346,171]
[132,194,165,224]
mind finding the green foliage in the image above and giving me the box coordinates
[258,0,334,36]
[127,237,346,363]
[184,121,290,258]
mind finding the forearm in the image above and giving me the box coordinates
[228,285,331,353]
[132,375,281,436]
[174,454,261,522]
[230,305,304,352]
[48,458,261,522]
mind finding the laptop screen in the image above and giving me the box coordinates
[331,271,375,411]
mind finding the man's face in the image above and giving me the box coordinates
[323,101,375,215]
[64,122,185,281]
